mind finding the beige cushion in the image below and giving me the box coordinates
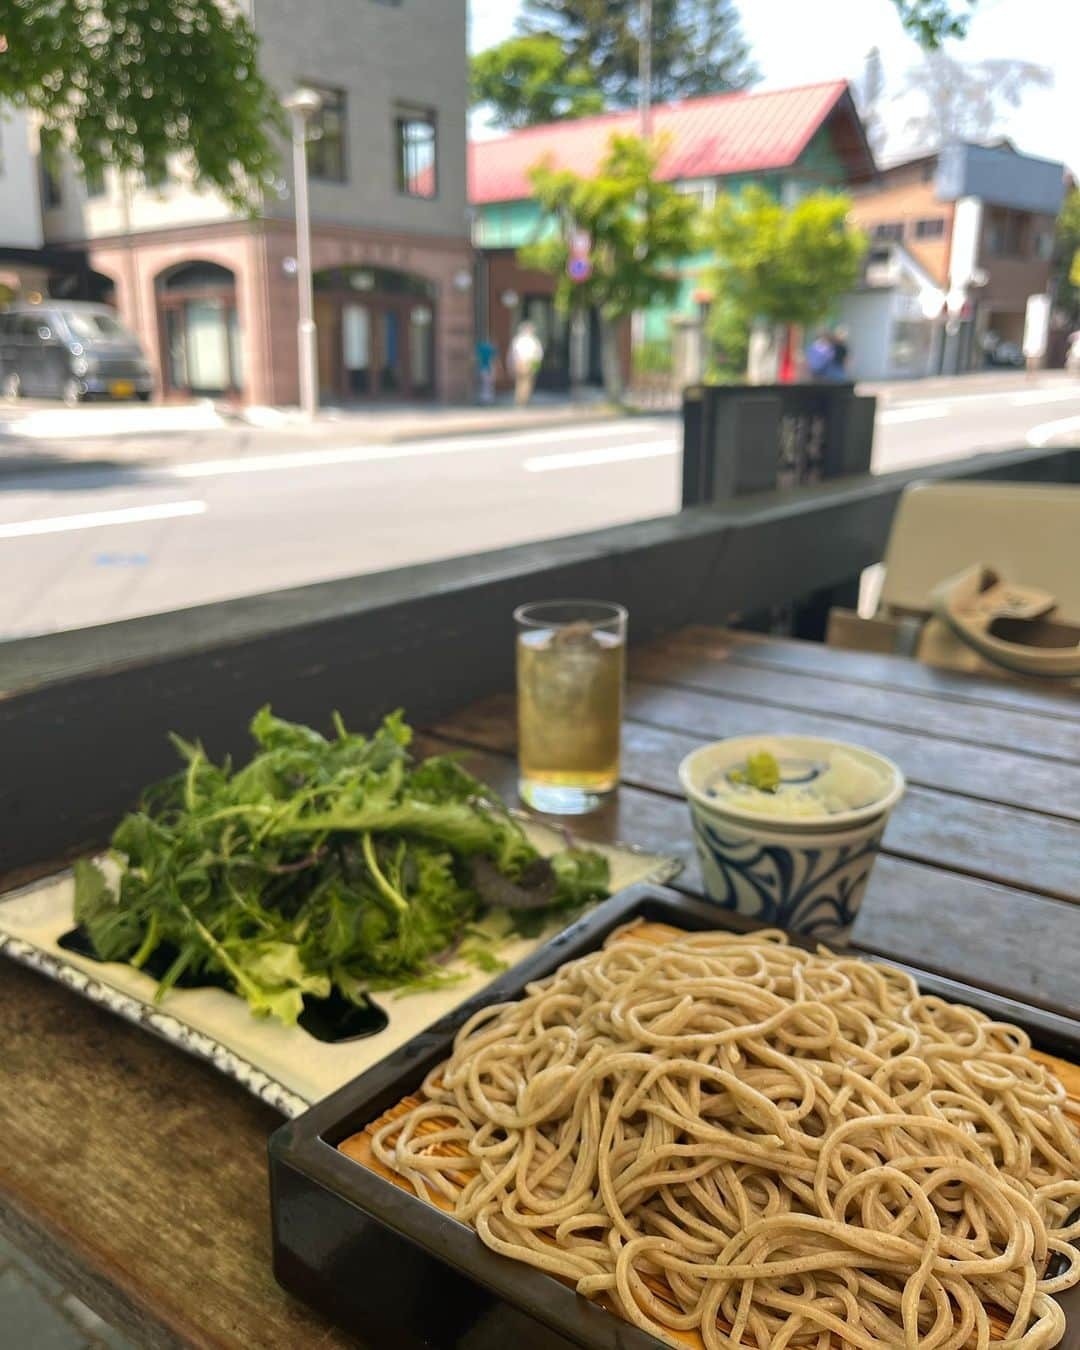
[880,483,1080,620]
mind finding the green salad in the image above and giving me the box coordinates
[73,708,609,1024]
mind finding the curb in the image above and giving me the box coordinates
[0,405,649,481]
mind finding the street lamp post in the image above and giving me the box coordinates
[283,87,323,418]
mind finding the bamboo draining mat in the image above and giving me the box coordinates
[339,921,1080,1350]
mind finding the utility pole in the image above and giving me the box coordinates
[639,0,653,140]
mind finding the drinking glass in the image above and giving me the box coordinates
[515,600,627,815]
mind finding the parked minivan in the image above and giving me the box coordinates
[0,302,154,404]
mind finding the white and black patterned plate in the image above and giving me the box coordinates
[0,820,680,1117]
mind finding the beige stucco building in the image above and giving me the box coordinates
[37,0,473,405]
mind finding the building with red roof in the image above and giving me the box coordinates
[472,81,874,392]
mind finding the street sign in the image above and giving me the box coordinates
[567,256,592,282]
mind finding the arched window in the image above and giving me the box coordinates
[156,261,243,397]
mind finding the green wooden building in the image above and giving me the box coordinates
[469,81,875,387]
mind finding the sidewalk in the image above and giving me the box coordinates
[859,368,1077,403]
[0,393,629,478]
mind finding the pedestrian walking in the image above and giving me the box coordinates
[807,329,837,382]
[830,326,849,378]
[509,322,543,406]
[475,337,498,404]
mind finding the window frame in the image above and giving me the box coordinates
[872,222,904,243]
[303,83,348,184]
[913,217,945,240]
[394,105,438,200]
[986,207,1028,259]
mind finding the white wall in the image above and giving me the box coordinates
[0,107,43,248]
[837,292,894,380]
[41,157,232,245]
[948,197,984,300]
[838,290,938,381]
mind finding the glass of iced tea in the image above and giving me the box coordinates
[515,600,627,815]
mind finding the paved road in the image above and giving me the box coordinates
[872,377,1080,471]
[2,377,1079,641]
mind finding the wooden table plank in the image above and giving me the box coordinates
[0,961,355,1350]
[424,737,1080,1018]
[680,627,1080,722]
[624,681,1080,821]
[854,857,1080,1018]
[632,641,1080,763]
[435,688,1080,828]
[2,626,1076,1350]
[432,696,1080,903]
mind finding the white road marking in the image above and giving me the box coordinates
[877,406,950,425]
[1026,415,1080,447]
[882,383,1078,413]
[1010,387,1080,406]
[0,499,206,539]
[171,421,673,481]
[0,403,224,440]
[524,442,680,472]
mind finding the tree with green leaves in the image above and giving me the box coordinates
[514,0,978,115]
[1053,188,1080,321]
[520,135,699,402]
[703,186,867,378]
[0,0,281,211]
[891,0,977,45]
[519,0,758,108]
[471,33,604,130]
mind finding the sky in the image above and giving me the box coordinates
[467,0,1079,172]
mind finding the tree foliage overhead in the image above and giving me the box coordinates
[0,0,282,210]
[704,185,867,330]
[891,0,977,46]
[1054,188,1080,319]
[900,53,1051,152]
[519,134,699,398]
[518,0,759,108]
[471,33,604,130]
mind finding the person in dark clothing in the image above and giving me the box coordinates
[830,327,849,377]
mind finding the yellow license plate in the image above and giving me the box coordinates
[110,380,135,398]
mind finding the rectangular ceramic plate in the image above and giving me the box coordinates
[268,884,1080,1350]
[0,818,679,1116]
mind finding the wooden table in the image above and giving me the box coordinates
[1,629,1077,1348]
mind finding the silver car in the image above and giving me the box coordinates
[0,302,154,404]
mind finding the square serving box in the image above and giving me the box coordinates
[269,883,1080,1350]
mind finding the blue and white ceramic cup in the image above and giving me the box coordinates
[679,736,905,943]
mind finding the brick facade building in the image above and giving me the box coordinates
[35,0,473,405]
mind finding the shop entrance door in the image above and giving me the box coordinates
[312,267,437,401]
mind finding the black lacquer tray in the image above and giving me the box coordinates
[269,883,1080,1350]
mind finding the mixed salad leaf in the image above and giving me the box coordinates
[73,708,609,1025]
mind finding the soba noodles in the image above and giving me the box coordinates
[373,928,1080,1349]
